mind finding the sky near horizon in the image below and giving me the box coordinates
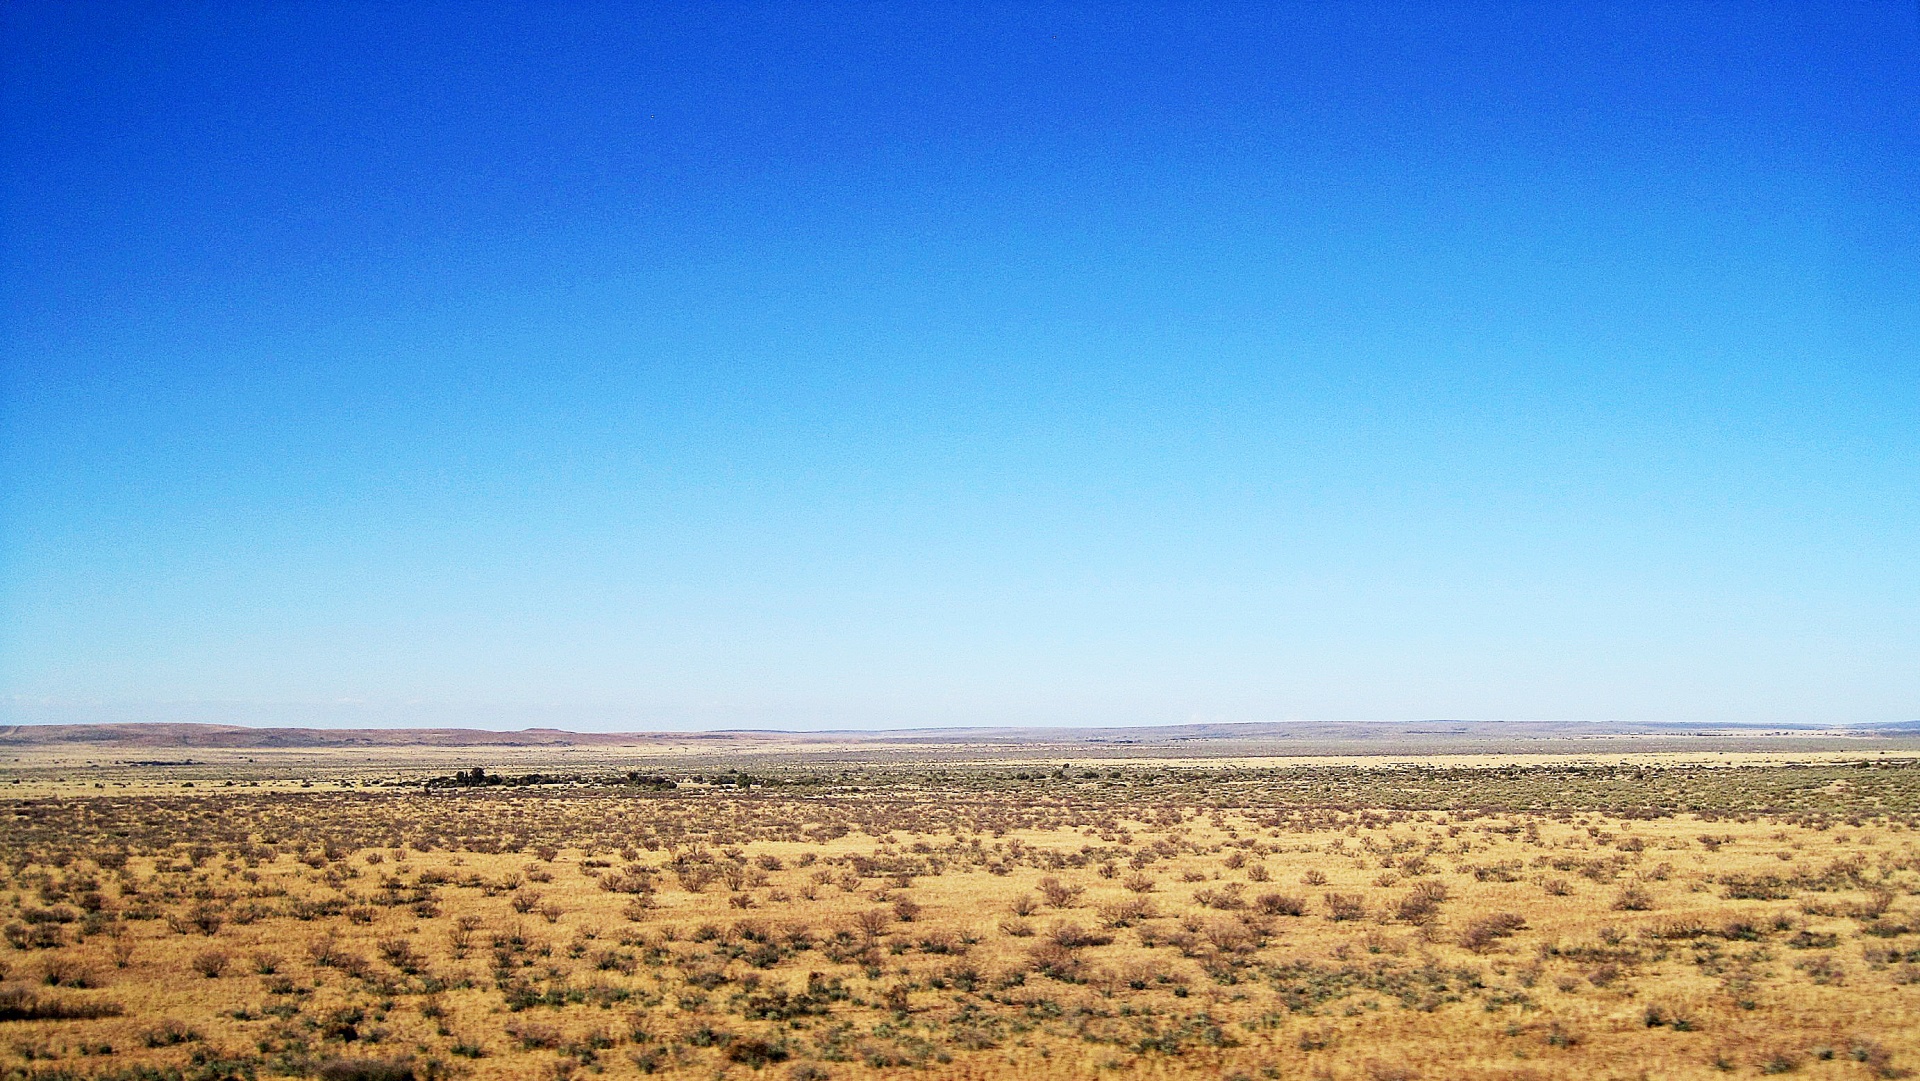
[2,3,1916,730]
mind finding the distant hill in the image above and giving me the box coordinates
[0,718,1900,750]
[0,724,638,749]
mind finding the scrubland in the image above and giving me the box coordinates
[2,761,1919,1081]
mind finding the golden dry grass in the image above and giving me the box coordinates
[1,760,1917,1081]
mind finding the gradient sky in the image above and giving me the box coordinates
[2,3,1916,730]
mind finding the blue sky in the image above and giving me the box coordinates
[2,3,1915,729]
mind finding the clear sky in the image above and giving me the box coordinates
[2,3,1915,730]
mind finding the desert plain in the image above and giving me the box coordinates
[2,722,1918,1081]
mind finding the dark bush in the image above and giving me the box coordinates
[317,1056,415,1081]
[0,986,124,1021]
[725,1036,791,1068]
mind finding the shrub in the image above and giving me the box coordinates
[1395,881,1449,924]
[1324,893,1367,921]
[40,955,100,987]
[377,938,421,972]
[0,986,124,1021]
[317,1058,415,1081]
[1613,885,1655,911]
[141,1020,202,1047]
[190,949,230,978]
[4,921,64,949]
[506,1020,561,1049]
[1096,897,1155,927]
[1460,913,1527,951]
[1194,884,1247,910]
[1048,922,1112,949]
[675,865,718,892]
[725,1036,791,1068]
[1026,942,1084,981]
[1254,892,1307,916]
[1203,918,1256,953]
[1849,1039,1900,1078]
[1037,877,1083,908]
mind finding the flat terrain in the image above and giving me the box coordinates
[2,725,1919,1080]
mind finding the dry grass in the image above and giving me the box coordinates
[0,759,1916,1079]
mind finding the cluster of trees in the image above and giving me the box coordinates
[430,767,503,789]
[424,768,682,791]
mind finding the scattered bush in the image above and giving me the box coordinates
[317,1058,416,1081]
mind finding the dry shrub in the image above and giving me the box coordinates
[190,949,229,979]
[916,929,964,955]
[40,955,99,987]
[316,1058,415,1081]
[1254,892,1307,916]
[1324,893,1368,921]
[0,986,123,1021]
[1097,896,1156,927]
[1849,1038,1900,1078]
[1613,885,1655,911]
[1037,877,1083,907]
[1194,883,1247,910]
[377,938,420,972]
[1461,912,1528,951]
[1203,918,1256,953]
[506,1019,561,1049]
[1395,881,1449,924]
[674,864,717,893]
[1048,921,1113,949]
[1026,941,1085,981]
[141,1020,201,1047]
[601,868,653,894]
[723,1035,789,1067]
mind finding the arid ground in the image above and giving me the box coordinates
[2,723,1918,1081]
